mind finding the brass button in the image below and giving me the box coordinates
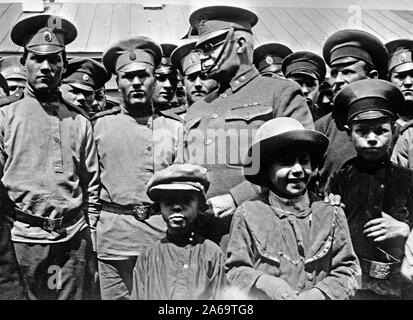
[211,113,218,119]
[205,138,213,145]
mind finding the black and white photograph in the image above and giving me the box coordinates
[0,0,413,309]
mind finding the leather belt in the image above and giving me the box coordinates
[360,257,400,280]
[101,201,152,221]
[13,207,83,232]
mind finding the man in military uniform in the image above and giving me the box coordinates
[171,40,218,114]
[177,6,313,247]
[92,86,121,112]
[61,57,110,117]
[152,43,178,112]
[253,42,292,79]
[0,56,26,96]
[174,72,187,106]
[385,39,413,143]
[1,15,100,300]
[314,29,388,194]
[316,79,334,120]
[282,51,327,121]
[94,36,183,300]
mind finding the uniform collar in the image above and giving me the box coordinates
[229,65,260,93]
[353,155,390,173]
[268,190,311,218]
[25,85,60,113]
[121,104,153,125]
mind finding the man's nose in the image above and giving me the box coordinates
[40,59,51,71]
[367,132,378,144]
[301,84,309,96]
[404,75,413,86]
[131,76,142,86]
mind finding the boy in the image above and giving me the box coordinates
[130,164,226,300]
[225,117,360,300]
[326,79,413,299]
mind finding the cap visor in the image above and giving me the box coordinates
[288,70,318,80]
[197,29,229,48]
[69,82,94,93]
[117,62,152,73]
[350,110,392,121]
[391,62,413,74]
[148,184,203,201]
[27,46,63,56]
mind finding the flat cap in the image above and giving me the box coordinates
[0,56,25,80]
[253,43,292,74]
[102,36,162,74]
[386,39,413,74]
[334,79,403,130]
[11,14,77,55]
[190,6,258,45]
[282,51,326,81]
[156,43,178,75]
[171,41,201,76]
[146,164,210,201]
[323,29,388,79]
[63,57,110,92]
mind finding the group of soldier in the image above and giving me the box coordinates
[0,4,413,300]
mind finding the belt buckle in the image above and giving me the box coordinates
[42,217,63,232]
[369,261,392,279]
[132,206,150,221]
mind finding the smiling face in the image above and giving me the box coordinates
[349,117,392,161]
[25,52,66,93]
[159,190,202,235]
[267,150,312,198]
[116,67,155,111]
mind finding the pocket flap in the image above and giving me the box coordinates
[225,105,273,122]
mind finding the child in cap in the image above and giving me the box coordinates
[130,164,226,300]
[326,79,413,299]
[225,117,360,300]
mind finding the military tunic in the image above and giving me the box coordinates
[326,156,413,298]
[0,87,100,243]
[178,65,313,203]
[93,105,183,259]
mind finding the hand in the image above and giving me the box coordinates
[90,229,97,252]
[323,193,344,207]
[255,274,298,300]
[363,212,410,242]
[297,288,326,300]
[206,194,236,218]
[401,256,413,282]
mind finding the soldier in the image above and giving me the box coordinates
[61,57,111,117]
[385,39,413,144]
[316,79,334,119]
[314,29,388,194]
[92,86,121,112]
[94,36,183,300]
[282,51,327,121]
[175,72,187,106]
[253,42,292,79]
[1,14,100,300]
[177,6,313,248]
[170,40,218,114]
[0,56,26,96]
[152,43,178,112]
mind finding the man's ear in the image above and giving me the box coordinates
[344,125,352,138]
[368,69,379,79]
[236,36,247,54]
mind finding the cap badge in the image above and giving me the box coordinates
[44,31,53,42]
[129,51,136,61]
[265,56,274,65]
[189,55,197,65]
[83,74,89,81]
[400,54,406,63]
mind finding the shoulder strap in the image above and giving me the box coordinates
[0,88,24,107]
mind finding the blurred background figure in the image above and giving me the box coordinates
[253,43,292,79]
[152,43,178,112]
[282,51,327,122]
[0,56,26,96]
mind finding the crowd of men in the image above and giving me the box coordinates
[0,5,413,300]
